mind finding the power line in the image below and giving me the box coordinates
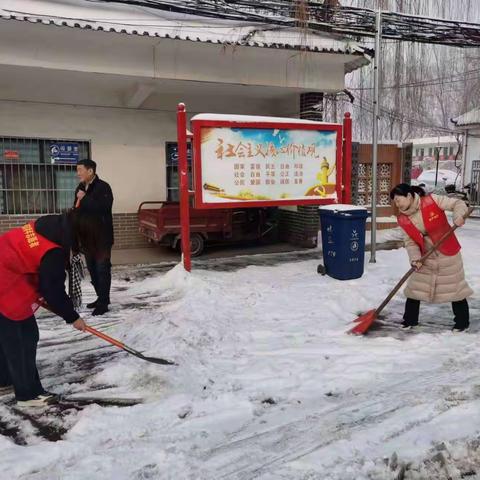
[338,99,455,135]
[10,1,480,50]
[88,1,480,48]
[360,98,453,132]
[348,67,480,91]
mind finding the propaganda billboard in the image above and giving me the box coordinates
[191,116,343,209]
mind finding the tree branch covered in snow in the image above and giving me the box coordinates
[324,0,480,141]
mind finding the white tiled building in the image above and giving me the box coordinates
[452,108,480,204]
[0,0,369,247]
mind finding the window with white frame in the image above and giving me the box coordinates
[0,137,90,214]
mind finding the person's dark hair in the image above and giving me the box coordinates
[77,158,97,174]
[389,183,426,200]
[70,210,102,257]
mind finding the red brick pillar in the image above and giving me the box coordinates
[279,93,324,248]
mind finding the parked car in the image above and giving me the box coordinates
[444,183,471,206]
[138,201,278,256]
[411,169,461,193]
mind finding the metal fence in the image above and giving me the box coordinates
[0,137,90,215]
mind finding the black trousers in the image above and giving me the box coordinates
[85,249,112,306]
[0,313,45,401]
[403,298,470,328]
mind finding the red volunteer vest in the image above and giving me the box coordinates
[397,195,461,256]
[0,222,60,321]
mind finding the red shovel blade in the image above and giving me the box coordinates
[348,309,377,335]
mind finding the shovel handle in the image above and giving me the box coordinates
[375,206,474,316]
[85,325,126,351]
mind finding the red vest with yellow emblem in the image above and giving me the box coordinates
[0,222,60,321]
[397,195,461,256]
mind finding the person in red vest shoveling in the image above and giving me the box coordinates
[0,211,102,407]
[390,183,473,332]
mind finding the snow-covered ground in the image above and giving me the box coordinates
[1,221,480,480]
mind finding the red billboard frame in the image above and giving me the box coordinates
[191,118,344,209]
[177,105,352,271]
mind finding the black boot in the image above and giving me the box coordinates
[95,258,112,312]
[402,298,420,329]
[452,299,469,332]
[86,299,99,309]
[92,304,109,316]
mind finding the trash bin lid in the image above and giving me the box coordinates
[318,204,367,212]
[318,204,368,217]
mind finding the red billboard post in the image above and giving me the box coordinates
[177,106,353,271]
[177,103,192,272]
[342,112,352,204]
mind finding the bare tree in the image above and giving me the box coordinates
[327,0,480,141]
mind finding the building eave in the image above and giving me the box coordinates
[0,1,370,74]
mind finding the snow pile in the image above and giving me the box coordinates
[124,262,191,297]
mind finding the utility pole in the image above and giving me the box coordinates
[434,146,441,188]
[370,9,382,263]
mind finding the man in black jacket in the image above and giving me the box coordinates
[74,159,114,316]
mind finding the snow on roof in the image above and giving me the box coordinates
[407,136,458,145]
[452,107,480,127]
[191,113,340,125]
[0,0,369,73]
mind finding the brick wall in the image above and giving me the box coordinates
[0,214,38,233]
[278,206,319,248]
[349,142,414,231]
[276,93,324,248]
[112,213,150,249]
[0,213,150,250]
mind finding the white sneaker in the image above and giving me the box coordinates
[400,323,418,330]
[16,393,58,408]
[0,385,14,396]
[452,326,470,333]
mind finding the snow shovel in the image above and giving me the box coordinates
[349,207,474,335]
[85,326,177,365]
[39,301,176,365]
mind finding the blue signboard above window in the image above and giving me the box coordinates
[50,142,80,164]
